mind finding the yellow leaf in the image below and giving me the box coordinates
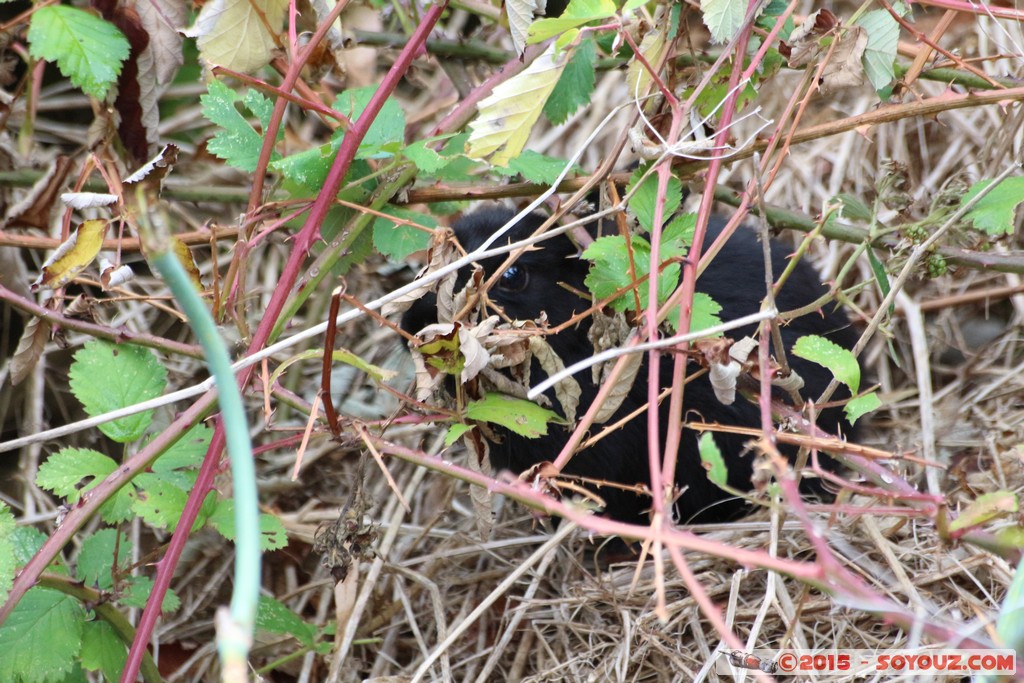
[31,219,108,291]
[184,0,287,74]
[172,237,204,290]
[626,28,667,100]
[466,45,568,166]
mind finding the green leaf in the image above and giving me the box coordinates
[700,0,748,44]
[856,10,900,93]
[10,526,49,568]
[209,500,289,551]
[835,193,873,222]
[494,150,580,185]
[445,423,474,446]
[962,177,1024,235]
[333,86,406,159]
[27,6,129,100]
[151,424,213,473]
[68,340,168,443]
[686,292,724,335]
[998,550,1024,654]
[465,393,563,438]
[76,529,133,590]
[698,432,728,487]
[131,473,188,531]
[582,214,693,315]
[80,621,127,683]
[844,391,881,425]
[272,141,336,190]
[792,334,861,394]
[543,38,597,125]
[0,587,86,683]
[949,491,1018,533]
[627,166,683,233]
[467,46,567,165]
[403,138,453,173]
[527,0,617,43]
[0,504,15,603]
[36,448,117,504]
[201,79,280,173]
[120,575,180,613]
[372,207,436,260]
[866,247,893,316]
[256,596,316,646]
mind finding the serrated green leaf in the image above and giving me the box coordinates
[68,340,167,443]
[131,473,188,530]
[465,393,563,438]
[626,27,667,99]
[962,177,1024,236]
[151,424,213,473]
[582,214,695,315]
[445,423,474,446]
[272,141,336,190]
[256,596,316,646]
[27,6,129,100]
[0,587,86,683]
[36,448,117,503]
[372,207,436,260]
[209,500,289,550]
[120,575,180,613]
[201,79,280,173]
[494,150,580,185]
[698,432,728,487]
[856,9,899,92]
[544,38,596,125]
[467,45,567,165]
[403,138,452,173]
[845,391,881,425]
[10,526,49,568]
[700,0,749,44]
[76,529,133,590]
[333,86,406,160]
[0,504,15,603]
[793,334,861,394]
[685,292,724,335]
[627,166,683,232]
[527,0,617,43]
[80,620,127,683]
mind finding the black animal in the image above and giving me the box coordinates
[402,206,857,525]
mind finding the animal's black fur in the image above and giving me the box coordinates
[402,207,857,524]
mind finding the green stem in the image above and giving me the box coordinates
[146,237,260,673]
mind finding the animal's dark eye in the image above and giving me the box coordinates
[496,264,529,292]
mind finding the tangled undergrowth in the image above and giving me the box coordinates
[1,0,1023,681]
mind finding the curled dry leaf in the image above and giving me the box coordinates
[820,26,868,93]
[784,9,838,66]
[10,314,52,386]
[98,257,135,290]
[2,156,73,230]
[529,336,581,423]
[31,219,109,291]
[463,428,494,538]
[61,192,119,210]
